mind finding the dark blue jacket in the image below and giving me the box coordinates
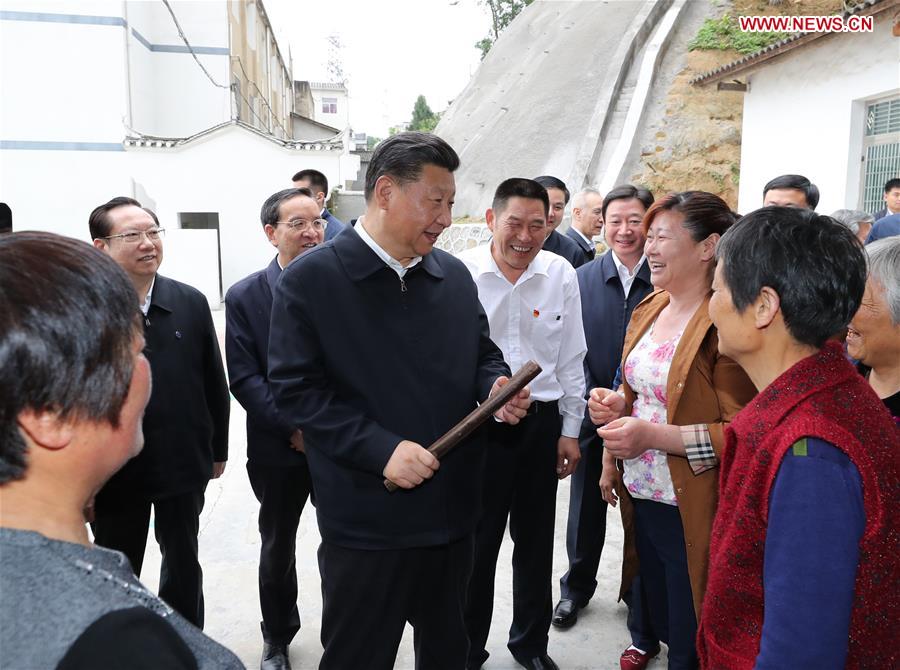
[268,226,510,550]
[323,209,345,241]
[565,226,595,265]
[576,252,653,431]
[865,213,900,244]
[225,257,305,466]
[99,275,230,501]
[543,229,586,268]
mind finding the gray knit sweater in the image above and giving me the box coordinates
[0,528,244,669]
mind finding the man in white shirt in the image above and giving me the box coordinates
[567,188,605,264]
[459,178,587,670]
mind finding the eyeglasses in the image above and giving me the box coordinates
[98,228,165,245]
[275,218,327,232]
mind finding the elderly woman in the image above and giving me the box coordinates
[591,191,756,670]
[847,236,900,423]
[831,208,875,244]
[699,207,899,669]
[0,233,242,669]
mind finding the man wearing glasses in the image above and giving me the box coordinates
[224,188,324,670]
[89,196,230,630]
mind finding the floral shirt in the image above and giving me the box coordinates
[621,321,682,506]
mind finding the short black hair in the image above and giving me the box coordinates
[89,196,142,239]
[717,206,865,348]
[291,169,329,197]
[491,178,550,218]
[643,191,735,242]
[762,174,820,210]
[364,132,460,202]
[602,184,654,219]
[884,178,900,193]
[0,232,142,483]
[532,176,570,204]
[260,187,315,228]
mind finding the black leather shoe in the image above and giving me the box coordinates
[261,643,291,670]
[551,598,580,629]
[515,654,560,670]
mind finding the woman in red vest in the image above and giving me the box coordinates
[700,206,900,669]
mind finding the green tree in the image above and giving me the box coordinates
[408,95,441,132]
[475,0,533,60]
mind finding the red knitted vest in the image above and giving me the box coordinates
[697,343,900,670]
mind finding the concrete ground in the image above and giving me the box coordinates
[141,311,669,670]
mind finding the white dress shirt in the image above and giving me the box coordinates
[458,244,587,438]
[140,276,156,316]
[355,215,422,278]
[611,252,646,299]
[571,226,594,249]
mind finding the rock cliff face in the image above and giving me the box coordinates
[436,0,649,217]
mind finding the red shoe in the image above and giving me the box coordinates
[619,646,660,670]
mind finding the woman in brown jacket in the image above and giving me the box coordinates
[590,192,756,670]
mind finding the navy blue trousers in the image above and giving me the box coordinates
[632,498,698,670]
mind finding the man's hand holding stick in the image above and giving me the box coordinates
[383,361,541,492]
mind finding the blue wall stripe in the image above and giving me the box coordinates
[1,11,228,55]
[0,11,125,26]
[130,28,228,55]
[1,141,125,152]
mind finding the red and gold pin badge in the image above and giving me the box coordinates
[533,309,540,318]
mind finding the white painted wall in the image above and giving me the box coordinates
[0,5,129,143]
[125,0,231,138]
[1,124,357,303]
[737,14,899,214]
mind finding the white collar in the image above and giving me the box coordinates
[140,276,156,316]
[611,252,645,277]
[356,215,422,278]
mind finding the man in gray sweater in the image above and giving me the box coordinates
[0,232,242,670]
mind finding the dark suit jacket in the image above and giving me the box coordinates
[872,207,888,222]
[866,213,900,243]
[268,225,510,550]
[565,226,596,264]
[225,257,305,467]
[99,274,230,501]
[543,229,586,268]
[575,252,653,439]
[323,209,345,241]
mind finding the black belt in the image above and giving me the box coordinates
[525,399,555,416]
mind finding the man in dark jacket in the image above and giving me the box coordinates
[533,175,586,268]
[269,132,530,670]
[90,197,230,629]
[566,188,605,264]
[292,168,345,240]
[225,187,324,670]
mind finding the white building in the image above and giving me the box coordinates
[309,81,350,131]
[692,0,899,214]
[0,0,359,305]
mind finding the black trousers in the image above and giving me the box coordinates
[317,535,474,670]
[632,499,698,670]
[247,460,312,646]
[92,489,206,628]
[559,429,607,606]
[465,401,561,666]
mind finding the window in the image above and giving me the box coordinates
[322,97,338,114]
[861,96,900,213]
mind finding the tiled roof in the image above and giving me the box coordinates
[691,0,893,86]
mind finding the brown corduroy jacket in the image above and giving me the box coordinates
[613,289,757,619]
